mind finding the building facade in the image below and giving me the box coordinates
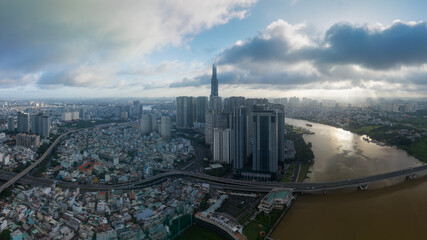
[31,113,50,138]
[231,106,247,171]
[250,106,284,174]
[17,112,30,133]
[160,116,171,140]
[176,96,196,128]
[213,128,231,164]
[210,64,218,98]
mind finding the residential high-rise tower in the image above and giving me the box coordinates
[17,112,30,133]
[210,64,218,98]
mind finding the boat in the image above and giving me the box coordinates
[306,124,312,127]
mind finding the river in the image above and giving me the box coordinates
[285,118,422,182]
[271,118,426,239]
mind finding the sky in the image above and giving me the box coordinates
[1,0,427,100]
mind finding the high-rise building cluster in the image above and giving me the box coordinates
[61,111,79,122]
[13,112,50,138]
[140,114,171,139]
[31,113,50,138]
[175,64,285,179]
[17,112,30,133]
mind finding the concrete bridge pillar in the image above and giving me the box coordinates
[358,184,369,191]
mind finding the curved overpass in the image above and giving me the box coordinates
[0,121,137,194]
[2,164,427,193]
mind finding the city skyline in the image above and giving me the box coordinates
[1,2,427,239]
[1,0,427,100]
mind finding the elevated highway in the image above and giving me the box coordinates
[0,121,137,194]
[2,163,427,193]
[1,119,425,194]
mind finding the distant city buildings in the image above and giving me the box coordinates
[151,114,158,133]
[210,63,218,98]
[196,96,209,123]
[62,112,79,122]
[140,114,152,133]
[160,116,171,140]
[16,133,40,148]
[176,96,196,128]
[224,96,245,113]
[31,113,50,138]
[8,117,15,132]
[131,100,142,118]
[210,96,222,111]
[17,112,30,133]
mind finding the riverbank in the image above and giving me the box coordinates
[283,124,314,182]
[345,123,427,162]
[284,124,315,165]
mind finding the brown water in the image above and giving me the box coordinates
[286,118,422,182]
[271,178,427,240]
[271,118,426,239]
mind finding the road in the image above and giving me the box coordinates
[177,140,207,172]
[291,162,301,182]
[0,121,138,194]
[2,120,426,193]
[2,163,427,193]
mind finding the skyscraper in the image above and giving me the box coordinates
[79,108,85,120]
[151,114,158,133]
[270,104,285,164]
[210,96,222,111]
[196,96,209,123]
[213,128,231,164]
[41,115,50,138]
[160,116,171,140]
[17,112,30,133]
[224,96,245,113]
[8,117,15,132]
[231,106,247,171]
[250,105,284,174]
[140,114,152,133]
[210,64,218,98]
[31,113,50,138]
[131,100,142,118]
[176,96,196,128]
[205,110,230,145]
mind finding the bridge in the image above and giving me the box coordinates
[2,119,426,194]
[2,163,427,193]
[0,121,138,194]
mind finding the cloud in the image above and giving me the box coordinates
[0,0,256,88]
[219,19,311,64]
[177,19,427,96]
[313,21,427,69]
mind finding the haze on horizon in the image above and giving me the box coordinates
[1,0,427,100]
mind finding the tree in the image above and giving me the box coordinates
[0,229,11,240]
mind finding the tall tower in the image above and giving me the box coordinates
[210,64,218,98]
[17,112,30,133]
[176,96,196,128]
[160,116,171,140]
[250,105,284,174]
[231,106,247,171]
